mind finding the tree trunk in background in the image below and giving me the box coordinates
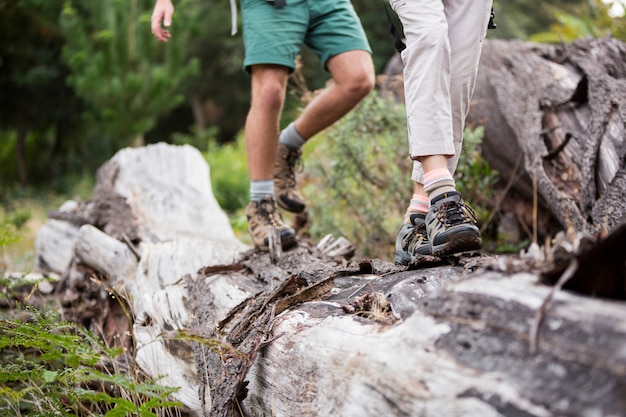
[16,122,28,186]
[469,36,626,237]
[383,36,626,241]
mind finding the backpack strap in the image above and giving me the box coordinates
[488,7,496,29]
[230,0,238,35]
[383,2,406,53]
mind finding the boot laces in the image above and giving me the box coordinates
[437,200,477,226]
[403,221,427,250]
[258,200,283,228]
[283,149,302,187]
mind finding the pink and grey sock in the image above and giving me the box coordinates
[423,168,456,200]
[404,194,429,224]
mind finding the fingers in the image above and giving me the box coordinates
[153,28,171,43]
[151,0,174,43]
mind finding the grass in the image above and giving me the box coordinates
[0,177,95,274]
[0,305,184,416]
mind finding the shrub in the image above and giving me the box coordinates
[302,91,412,260]
[454,125,500,227]
[0,307,182,416]
[301,91,500,260]
[203,133,249,215]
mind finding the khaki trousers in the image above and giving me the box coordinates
[389,0,493,183]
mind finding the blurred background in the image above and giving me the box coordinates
[1,0,625,268]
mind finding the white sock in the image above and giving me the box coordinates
[279,122,307,150]
[250,180,274,202]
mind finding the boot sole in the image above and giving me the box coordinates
[431,230,482,257]
[261,231,297,251]
[277,195,306,214]
[395,251,411,266]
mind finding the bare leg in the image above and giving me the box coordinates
[245,64,290,181]
[294,50,375,139]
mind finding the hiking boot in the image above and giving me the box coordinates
[246,197,297,251]
[425,191,482,256]
[274,143,306,213]
[395,212,431,265]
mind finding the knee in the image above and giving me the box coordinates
[253,80,285,113]
[343,68,375,101]
[414,24,448,52]
[354,70,376,99]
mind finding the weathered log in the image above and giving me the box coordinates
[182,242,626,417]
[35,200,82,275]
[35,143,250,415]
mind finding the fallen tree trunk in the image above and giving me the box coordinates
[33,142,626,417]
[35,143,249,414]
[231,256,626,417]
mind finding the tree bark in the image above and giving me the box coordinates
[469,36,626,237]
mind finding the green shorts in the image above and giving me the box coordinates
[241,0,372,73]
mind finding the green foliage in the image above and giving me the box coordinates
[0,188,31,259]
[3,211,31,232]
[160,0,250,144]
[60,0,200,145]
[493,0,626,41]
[529,0,623,43]
[454,126,500,227]
[303,91,502,260]
[200,132,249,215]
[303,91,412,260]
[0,224,20,248]
[0,0,86,187]
[0,0,74,131]
[0,307,182,416]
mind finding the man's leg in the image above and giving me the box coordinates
[245,64,296,251]
[274,50,374,213]
[246,64,289,181]
[294,50,374,138]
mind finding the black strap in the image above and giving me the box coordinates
[488,7,496,29]
[383,2,406,53]
[274,0,286,9]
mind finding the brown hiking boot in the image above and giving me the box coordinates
[274,143,306,213]
[246,196,297,251]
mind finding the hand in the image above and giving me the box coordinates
[151,0,174,43]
